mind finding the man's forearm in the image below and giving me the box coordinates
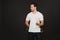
[25,21,30,27]
[39,23,44,26]
[40,22,44,26]
[26,23,29,27]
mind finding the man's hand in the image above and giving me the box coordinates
[41,29,44,33]
[36,22,40,26]
[36,20,44,26]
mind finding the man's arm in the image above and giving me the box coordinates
[25,13,30,27]
[38,13,44,26]
[36,20,44,26]
[25,20,30,27]
[40,20,44,26]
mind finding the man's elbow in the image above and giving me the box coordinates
[42,23,44,26]
[25,21,27,25]
[25,20,26,25]
[41,22,44,26]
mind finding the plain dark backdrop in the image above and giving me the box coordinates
[0,0,60,40]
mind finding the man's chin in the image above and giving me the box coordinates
[31,10,34,12]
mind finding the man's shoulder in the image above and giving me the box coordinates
[37,11,43,16]
[27,12,32,15]
[26,12,32,16]
[37,11,42,14]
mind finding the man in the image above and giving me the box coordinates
[25,2,44,40]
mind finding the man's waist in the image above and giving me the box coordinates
[29,25,40,27]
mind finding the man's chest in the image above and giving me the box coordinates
[29,14,40,22]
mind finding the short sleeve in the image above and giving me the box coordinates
[39,13,44,20]
[26,14,30,21]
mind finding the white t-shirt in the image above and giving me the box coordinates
[26,11,44,33]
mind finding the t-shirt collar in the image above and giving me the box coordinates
[31,11,38,15]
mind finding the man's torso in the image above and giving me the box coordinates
[28,11,42,33]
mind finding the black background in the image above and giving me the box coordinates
[0,0,60,40]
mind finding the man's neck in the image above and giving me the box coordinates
[32,10,37,14]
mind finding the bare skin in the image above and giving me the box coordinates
[25,20,30,27]
[36,20,44,26]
